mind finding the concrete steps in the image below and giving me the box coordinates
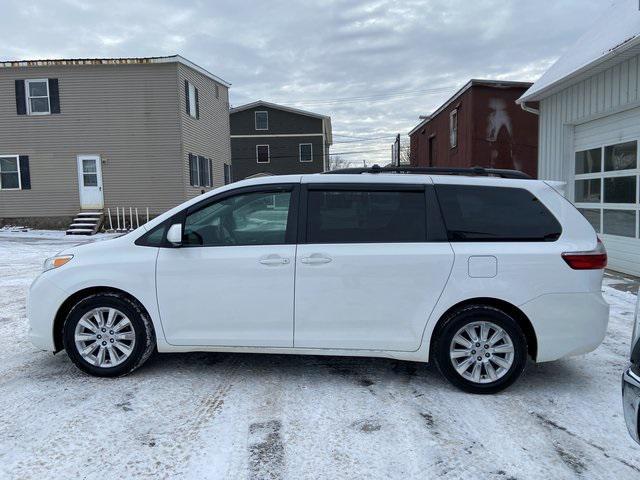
[66,211,104,235]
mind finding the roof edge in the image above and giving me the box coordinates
[0,54,231,87]
[518,35,640,103]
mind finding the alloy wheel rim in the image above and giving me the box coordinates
[74,307,136,368]
[449,321,515,384]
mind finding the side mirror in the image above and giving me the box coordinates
[166,223,183,246]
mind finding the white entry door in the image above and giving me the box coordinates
[77,155,104,209]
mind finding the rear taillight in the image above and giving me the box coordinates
[561,238,608,270]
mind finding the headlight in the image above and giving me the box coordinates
[43,255,74,272]
[632,289,640,356]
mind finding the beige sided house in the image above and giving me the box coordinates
[0,55,232,233]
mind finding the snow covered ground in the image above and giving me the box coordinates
[1,230,639,479]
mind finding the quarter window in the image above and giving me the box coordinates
[183,190,292,246]
[299,143,313,162]
[435,185,562,242]
[306,189,427,244]
[255,111,268,130]
[0,156,20,189]
[26,79,50,115]
[256,145,270,163]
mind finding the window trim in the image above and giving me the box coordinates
[299,143,313,163]
[0,154,21,190]
[256,144,270,164]
[255,111,269,131]
[25,79,51,116]
[449,109,458,149]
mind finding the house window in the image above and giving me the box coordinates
[26,79,50,115]
[574,140,639,239]
[449,109,458,148]
[299,143,313,162]
[255,111,268,130]
[189,154,212,187]
[0,155,21,189]
[188,82,198,118]
[215,84,220,99]
[224,163,231,184]
[256,145,270,163]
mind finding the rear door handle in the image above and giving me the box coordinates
[300,254,332,265]
[259,255,290,266]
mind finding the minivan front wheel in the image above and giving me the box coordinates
[63,293,156,377]
[433,305,527,394]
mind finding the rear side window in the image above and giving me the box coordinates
[306,189,427,243]
[435,185,561,242]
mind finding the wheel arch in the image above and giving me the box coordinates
[53,286,154,353]
[428,297,538,362]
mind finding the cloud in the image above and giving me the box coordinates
[1,0,610,164]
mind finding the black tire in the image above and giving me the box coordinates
[62,292,156,377]
[433,305,527,394]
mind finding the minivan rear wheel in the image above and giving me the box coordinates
[63,293,156,377]
[433,305,527,394]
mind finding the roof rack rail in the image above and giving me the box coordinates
[323,165,531,179]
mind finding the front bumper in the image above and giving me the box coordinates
[622,364,640,444]
[27,273,70,351]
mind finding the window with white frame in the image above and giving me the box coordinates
[299,143,313,162]
[449,109,458,148]
[255,111,268,130]
[188,82,197,118]
[256,144,270,163]
[0,155,21,189]
[26,79,50,115]
[574,140,639,239]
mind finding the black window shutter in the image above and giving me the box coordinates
[48,79,61,113]
[15,80,26,115]
[209,159,213,186]
[188,153,196,186]
[19,156,31,189]
[198,156,207,186]
[195,87,200,119]
[184,80,190,115]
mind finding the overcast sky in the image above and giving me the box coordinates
[3,0,611,165]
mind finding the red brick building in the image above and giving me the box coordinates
[409,80,538,178]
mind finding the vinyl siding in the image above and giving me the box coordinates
[538,53,640,276]
[177,63,231,199]
[0,63,185,217]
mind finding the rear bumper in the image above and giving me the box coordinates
[622,365,640,444]
[519,292,609,362]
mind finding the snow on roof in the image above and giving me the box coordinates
[0,55,231,87]
[519,0,640,103]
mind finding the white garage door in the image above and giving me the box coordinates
[573,107,640,276]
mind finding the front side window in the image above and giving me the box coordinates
[435,185,562,242]
[256,144,270,163]
[299,143,313,162]
[306,189,427,244]
[26,79,50,115]
[183,190,292,246]
[0,156,20,189]
[449,109,458,148]
[255,111,268,130]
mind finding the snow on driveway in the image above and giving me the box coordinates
[0,232,639,479]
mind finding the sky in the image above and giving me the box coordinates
[2,0,613,165]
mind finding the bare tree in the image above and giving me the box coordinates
[328,155,352,171]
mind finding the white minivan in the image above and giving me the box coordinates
[28,167,610,394]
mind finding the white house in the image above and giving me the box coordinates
[519,0,640,276]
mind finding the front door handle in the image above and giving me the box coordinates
[300,254,332,265]
[259,255,290,266]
